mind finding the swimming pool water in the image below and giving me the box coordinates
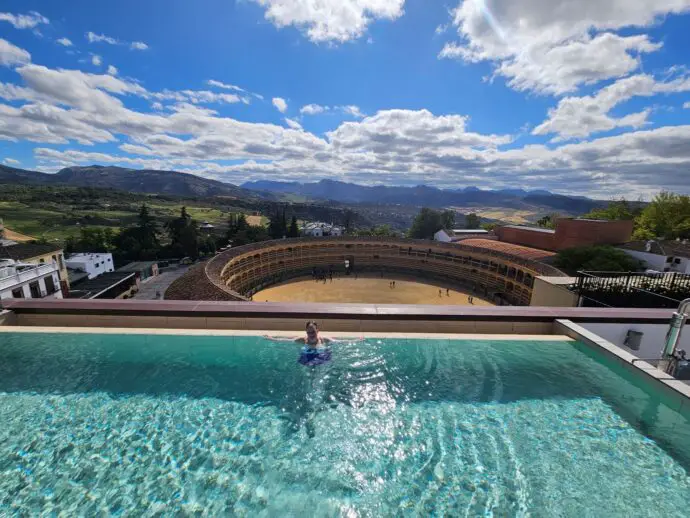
[1,332,690,516]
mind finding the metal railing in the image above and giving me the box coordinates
[0,263,60,292]
[574,271,690,308]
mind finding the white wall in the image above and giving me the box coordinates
[66,253,114,279]
[0,271,62,300]
[580,322,690,360]
[434,230,451,242]
[622,249,668,271]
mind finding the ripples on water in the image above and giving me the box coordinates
[1,333,690,516]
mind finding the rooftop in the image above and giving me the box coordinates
[620,240,690,259]
[460,238,557,261]
[0,243,63,261]
[449,229,489,234]
[502,225,556,234]
[67,271,136,299]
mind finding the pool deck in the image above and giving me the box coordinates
[0,326,570,341]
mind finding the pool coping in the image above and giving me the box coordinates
[0,326,573,341]
[554,319,690,406]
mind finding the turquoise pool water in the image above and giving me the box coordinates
[1,332,690,516]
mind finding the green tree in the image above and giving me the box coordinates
[408,208,444,239]
[584,198,638,221]
[268,208,288,239]
[482,222,498,232]
[465,213,481,229]
[634,192,690,240]
[167,206,199,259]
[288,215,300,238]
[343,209,355,235]
[356,225,398,237]
[555,245,643,275]
[112,204,161,260]
[536,213,559,229]
[441,210,456,230]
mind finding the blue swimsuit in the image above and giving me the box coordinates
[298,345,332,366]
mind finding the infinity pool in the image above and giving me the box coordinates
[1,331,690,516]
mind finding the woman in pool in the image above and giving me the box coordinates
[266,321,363,366]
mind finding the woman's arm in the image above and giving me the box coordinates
[321,336,365,345]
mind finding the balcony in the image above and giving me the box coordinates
[0,263,60,292]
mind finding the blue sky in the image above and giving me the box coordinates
[1,0,690,197]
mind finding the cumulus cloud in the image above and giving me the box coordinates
[0,11,49,30]
[3,59,690,197]
[272,97,288,113]
[3,157,20,165]
[250,0,406,43]
[0,39,31,67]
[86,31,149,51]
[300,103,327,115]
[91,55,102,66]
[534,73,690,140]
[56,38,73,47]
[441,0,690,94]
[685,102,690,109]
[107,65,118,76]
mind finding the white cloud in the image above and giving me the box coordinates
[5,60,690,197]
[300,103,327,115]
[56,38,73,47]
[441,0,690,94]
[251,0,406,43]
[151,102,164,110]
[285,118,303,130]
[91,55,102,67]
[534,73,690,140]
[684,101,690,109]
[272,97,288,113]
[86,31,149,51]
[342,105,364,118]
[3,157,20,165]
[86,32,119,45]
[0,39,31,67]
[0,11,49,30]
[207,79,244,92]
[300,104,365,118]
[107,65,118,76]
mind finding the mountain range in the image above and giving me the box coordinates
[0,164,253,199]
[241,179,605,214]
[0,164,606,216]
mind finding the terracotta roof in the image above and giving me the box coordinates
[460,238,557,261]
[0,243,62,261]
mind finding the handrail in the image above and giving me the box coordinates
[662,298,690,375]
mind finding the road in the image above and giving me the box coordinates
[131,265,189,300]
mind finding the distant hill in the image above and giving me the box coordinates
[0,164,255,199]
[241,179,605,214]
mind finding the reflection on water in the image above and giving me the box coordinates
[0,333,689,515]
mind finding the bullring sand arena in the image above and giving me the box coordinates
[255,274,493,305]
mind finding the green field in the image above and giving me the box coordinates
[0,187,266,245]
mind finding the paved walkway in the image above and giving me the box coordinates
[132,266,189,300]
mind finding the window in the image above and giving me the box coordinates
[96,263,100,267]
[44,275,56,295]
[666,257,673,263]
[12,288,23,298]
[29,281,41,298]
[674,258,681,264]
[40,258,45,263]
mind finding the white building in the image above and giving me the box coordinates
[434,228,490,243]
[301,222,344,237]
[619,240,690,273]
[66,253,115,280]
[0,259,63,300]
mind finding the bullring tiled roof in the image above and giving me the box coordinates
[460,239,557,262]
